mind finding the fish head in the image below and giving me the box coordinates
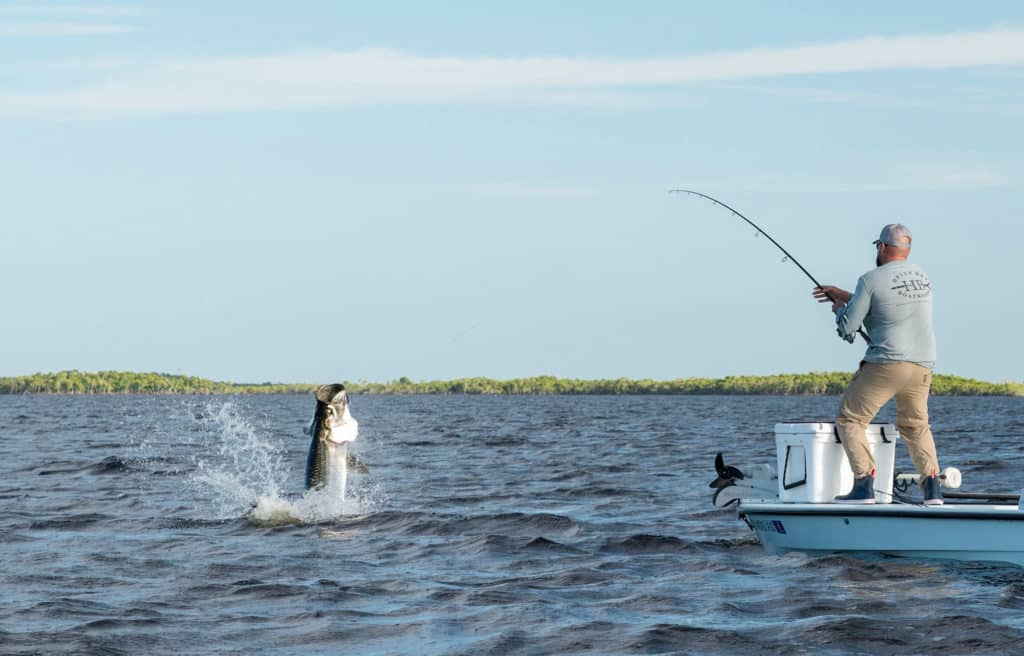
[316,383,349,413]
[312,383,358,444]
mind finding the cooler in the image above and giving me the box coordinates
[775,422,899,504]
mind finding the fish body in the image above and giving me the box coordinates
[304,384,358,493]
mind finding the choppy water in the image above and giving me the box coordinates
[3,393,1024,655]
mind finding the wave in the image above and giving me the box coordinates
[389,511,581,538]
[602,533,698,555]
[36,456,130,477]
[785,613,1023,653]
[629,623,751,654]
[29,513,113,530]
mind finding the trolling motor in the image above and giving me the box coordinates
[709,453,777,508]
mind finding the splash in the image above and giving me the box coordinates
[187,402,286,518]
[186,401,383,524]
[249,485,367,526]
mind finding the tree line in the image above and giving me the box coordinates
[0,371,313,395]
[0,370,1021,396]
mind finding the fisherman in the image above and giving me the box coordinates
[814,224,943,505]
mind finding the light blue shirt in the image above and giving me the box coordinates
[835,260,936,369]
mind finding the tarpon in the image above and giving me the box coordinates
[304,384,359,494]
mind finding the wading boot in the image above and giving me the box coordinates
[835,474,875,504]
[921,475,944,506]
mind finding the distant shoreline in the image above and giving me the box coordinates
[1,370,1021,396]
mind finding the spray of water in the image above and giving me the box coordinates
[186,401,383,524]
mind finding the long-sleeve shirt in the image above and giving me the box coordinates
[835,260,936,369]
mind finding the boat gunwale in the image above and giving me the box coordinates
[739,501,1024,521]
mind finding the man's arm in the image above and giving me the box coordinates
[835,276,870,343]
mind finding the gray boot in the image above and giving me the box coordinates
[835,475,875,504]
[921,475,944,506]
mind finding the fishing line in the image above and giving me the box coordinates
[670,189,868,343]
[872,487,914,506]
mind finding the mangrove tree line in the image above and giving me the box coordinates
[0,370,1021,396]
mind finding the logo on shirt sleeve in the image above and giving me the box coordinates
[890,271,932,300]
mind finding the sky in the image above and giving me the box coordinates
[2,1,1023,383]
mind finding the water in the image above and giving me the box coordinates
[2,394,1024,655]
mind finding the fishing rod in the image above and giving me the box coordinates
[669,189,869,343]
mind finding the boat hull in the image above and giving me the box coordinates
[740,501,1024,566]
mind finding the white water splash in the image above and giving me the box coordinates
[248,470,388,526]
[249,484,365,525]
[187,401,384,524]
[187,402,286,518]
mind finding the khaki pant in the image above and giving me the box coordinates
[836,361,940,479]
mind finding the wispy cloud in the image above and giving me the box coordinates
[0,3,139,37]
[0,22,136,36]
[682,164,1012,194]
[720,82,1024,115]
[0,5,140,17]
[3,26,1024,117]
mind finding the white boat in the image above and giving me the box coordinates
[712,423,1024,566]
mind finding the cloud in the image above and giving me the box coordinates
[3,26,1024,117]
[0,5,140,16]
[718,82,1024,115]
[0,4,139,37]
[0,22,136,36]
[681,164,1011,194]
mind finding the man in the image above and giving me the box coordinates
[813,223,942,505]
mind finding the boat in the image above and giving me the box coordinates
[711,423,1024,566]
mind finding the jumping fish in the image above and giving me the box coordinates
[304,384,359,494]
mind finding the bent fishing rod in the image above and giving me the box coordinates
[669,189,868,343]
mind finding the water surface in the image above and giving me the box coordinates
[2,394,1024,655]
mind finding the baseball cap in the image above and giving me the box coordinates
[873,223,912,248]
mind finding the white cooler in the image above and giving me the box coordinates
[775,422,899,504]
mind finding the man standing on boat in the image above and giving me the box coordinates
[813,224,943,505]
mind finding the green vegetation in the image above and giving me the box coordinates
[0,371,313,395]
[1,370,1021,396]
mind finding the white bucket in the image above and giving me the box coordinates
[775,422,899,503]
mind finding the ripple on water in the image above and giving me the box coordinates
[28,512,113,530]
[601,533,697,554]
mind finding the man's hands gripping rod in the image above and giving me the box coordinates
[813,285,852,315]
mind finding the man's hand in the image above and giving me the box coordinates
[813,285,851,305]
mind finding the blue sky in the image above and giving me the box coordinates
[2,1,1023,383]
